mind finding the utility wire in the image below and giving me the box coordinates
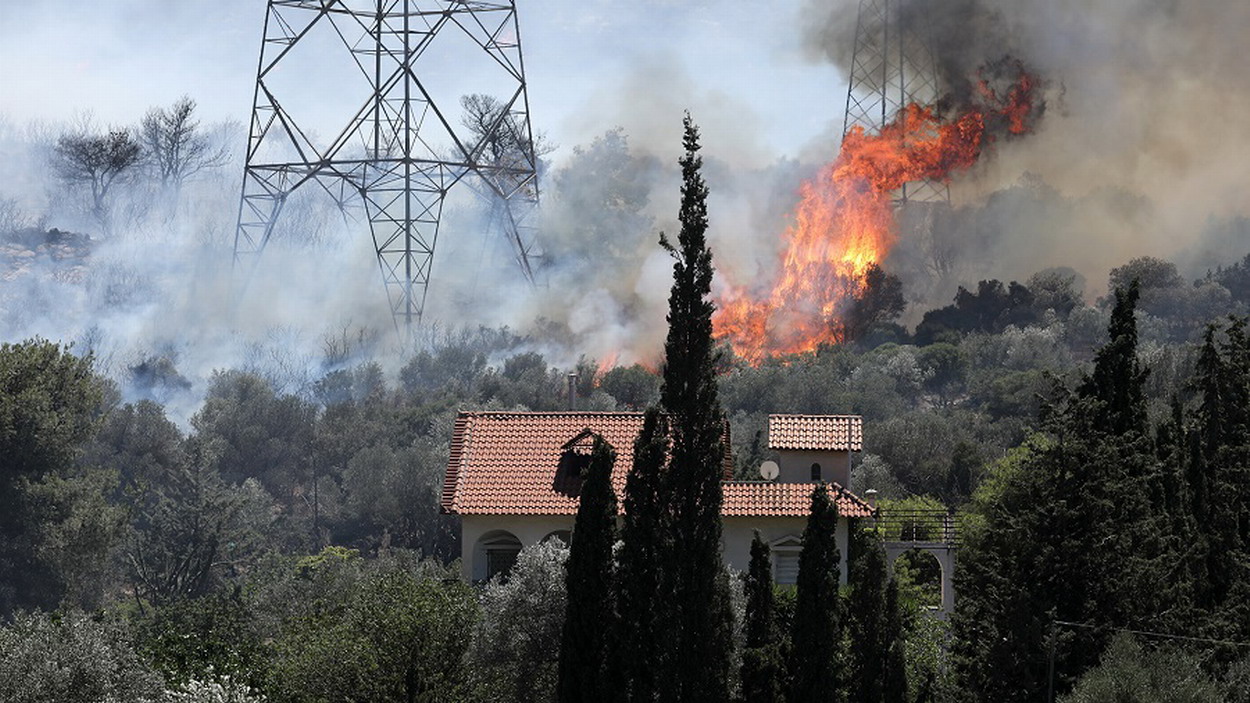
[1053,619,1250,649]
[1047,618,1250,703]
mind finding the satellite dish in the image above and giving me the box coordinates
[759,461,780,481]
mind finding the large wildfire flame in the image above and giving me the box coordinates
[714,61,1040,364]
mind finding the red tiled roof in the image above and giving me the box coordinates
[442,411,872,518]
[723,481,874,518]
[442,412,642,516]
[768,414,863,451]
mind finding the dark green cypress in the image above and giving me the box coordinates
[791,483,843,702]
[615,408,675,703]
[1196,325,1229,459]
[658,112,734,703]
[882,579,908,703]
[616,112,733,703]
[741,532,785,703]
[1155,398,1201,621]
[848,521,889,703]
[559,436,619,703]
[1189,317,1250,639]
[1222,319,1250,441]
[1078,280,1148,436]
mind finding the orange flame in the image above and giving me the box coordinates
[714,63,1039,365]
[595,352,620,380]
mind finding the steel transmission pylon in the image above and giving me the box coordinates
[842,0,948,206]
[232,0,541,338]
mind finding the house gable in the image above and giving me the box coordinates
[769,414,863,487]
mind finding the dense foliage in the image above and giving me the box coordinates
[741,533,786,703]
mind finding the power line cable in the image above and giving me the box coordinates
[1054,619,1250,649]
[1046,618,1250,703]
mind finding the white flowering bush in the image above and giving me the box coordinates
[164,674,266,703]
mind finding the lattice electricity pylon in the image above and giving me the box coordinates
[842,0,948,205]
[232,0,541,336]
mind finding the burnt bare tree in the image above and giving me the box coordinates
[139,96,229,195]
[460,93,549,165]
[52,127,141,234]
[460,93,551,199]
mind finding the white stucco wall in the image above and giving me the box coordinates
[722,515,849,584]
[462,513,850,585]
[460,514,575,581]
[776,449,851,488]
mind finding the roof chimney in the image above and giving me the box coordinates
[567,372,578,411]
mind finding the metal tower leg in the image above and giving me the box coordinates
[232,0,541,340]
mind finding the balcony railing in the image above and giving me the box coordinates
[873,509,959,547]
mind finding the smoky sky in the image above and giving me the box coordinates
[0,1,855,410]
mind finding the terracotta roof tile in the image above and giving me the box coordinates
[443,411,872,518]
[768,414,863,451]
[723,481,873,518]
[442,412,642,516]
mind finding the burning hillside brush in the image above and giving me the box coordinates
[714,58,1043,364]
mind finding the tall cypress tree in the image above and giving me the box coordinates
[741,532,785,703]
[882,579,908,703]
[659,112,734,703]
[848,521,889,703]
[1189,317,1250,639]
[1078,281,1148,436]
[559,436,619,703]
[616,409,675,703]
[791,483,843,702]
[616,112,732,702]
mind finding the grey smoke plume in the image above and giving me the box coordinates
[802,0,1250,300]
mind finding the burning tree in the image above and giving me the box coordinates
[714,60,1042,364]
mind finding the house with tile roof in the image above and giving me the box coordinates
[441,411,873,583]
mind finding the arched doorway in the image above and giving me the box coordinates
[895,549,943,608]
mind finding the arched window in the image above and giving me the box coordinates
[810,462,822,481]
[542,530,572,546]
[771,535,804,585]
[474,530,523,582]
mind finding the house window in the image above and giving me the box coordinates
[810,463,822,481]
[479,532,522,581]
[772,537,803,585]
[542,530,572,546]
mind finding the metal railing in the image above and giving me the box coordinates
[873,509,959,547]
